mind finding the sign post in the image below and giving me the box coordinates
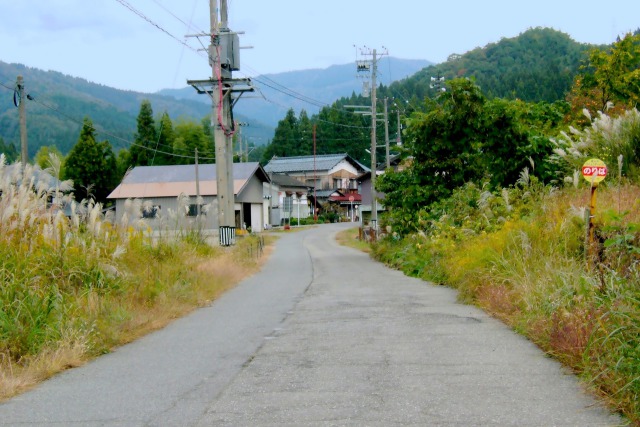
[582,158,607,266]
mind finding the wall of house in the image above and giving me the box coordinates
[236,175,264,203]
[113,196,219,231]
[283,161,361,192]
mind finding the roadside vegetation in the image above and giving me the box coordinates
[367,34,640,424]
[0,156,270,400]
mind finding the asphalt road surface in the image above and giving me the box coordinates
[0,223,624,426]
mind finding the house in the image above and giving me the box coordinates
[263,174,311,226]
[107,162,270,232]
[358,154,409,224]
[264,153,369,193]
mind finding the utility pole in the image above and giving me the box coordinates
[396,107,402,146]
[187,0,253,245]
[370,49,378,233]
[195,147,201,219]
[384,97,390,169]
[236,122,249,162]
[15,76,28,164]
[353,47,387,235]
[235,122,243,162]
[215,0,234,243]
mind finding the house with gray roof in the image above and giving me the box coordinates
[107,162,270,232]
[264,153,369,193]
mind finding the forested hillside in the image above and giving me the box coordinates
[0,62,267,158]
[261,28,599,166]
[397,27,596,103]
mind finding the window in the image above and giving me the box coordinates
[187,204,205,217]
[283,196,293,212]
[142,205,160,219]
[333,178,341,189]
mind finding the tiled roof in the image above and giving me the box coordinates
[269,174,309,189]
[312,189,343,198]
[107,162,267,199]
[264,154,369,174]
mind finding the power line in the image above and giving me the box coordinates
[114,0,388,128]
[113,0,200,55]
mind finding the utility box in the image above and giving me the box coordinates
[208,31,240,72]
[219,31,240,71]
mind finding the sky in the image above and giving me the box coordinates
[1,0,639,93]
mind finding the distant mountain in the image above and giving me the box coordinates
[0,61,270,158]
[157,57,431,134]
[0,58,429,158]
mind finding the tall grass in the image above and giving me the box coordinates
[0,155,270,399]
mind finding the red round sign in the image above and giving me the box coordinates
[349,195,355,202]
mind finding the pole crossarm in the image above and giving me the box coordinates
[187,78,254,94]
[187,78,253,108]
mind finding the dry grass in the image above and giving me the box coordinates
[0,340,88,400]
[0,234,275,401]
[335,227,371,253]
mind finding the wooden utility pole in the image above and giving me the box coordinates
[16,76,28,164]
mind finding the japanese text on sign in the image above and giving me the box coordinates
[581,166,607,177]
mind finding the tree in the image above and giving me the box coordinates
[0,137,18,163]
[573,33,640,115]
[129,100,157,167]
[261,108,299,161]
[34,145,63,170]
[153,111,175,165]
[172,120,212,165]
[63,117,118,203]
[379,78,567,235]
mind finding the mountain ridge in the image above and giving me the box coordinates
[0,57,430,158]
[157,57,431,134]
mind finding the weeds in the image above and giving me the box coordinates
[0,157,270,400]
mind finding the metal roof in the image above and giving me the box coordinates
[264,154,369,174]
[3,164,70,191]
[107,162,268,199]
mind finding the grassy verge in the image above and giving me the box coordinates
[0,161,273,400]
[366,183,639,425]
[335,227,371,253]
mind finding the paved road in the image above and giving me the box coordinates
[0,223,624,426]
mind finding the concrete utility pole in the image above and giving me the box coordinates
[16,76,28,164]
[370,49,378,232]
[353,47,387,235]
[212,0,234,240]
[396,107,402,147]
[187,0,253,245]
[384,97,390,169]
